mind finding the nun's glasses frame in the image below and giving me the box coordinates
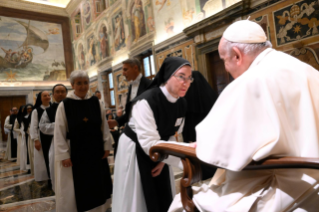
[173,75,194,83]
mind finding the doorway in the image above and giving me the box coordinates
[206,50,233,94]
[0,96,26,141]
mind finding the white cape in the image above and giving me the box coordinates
[169,48,319,212]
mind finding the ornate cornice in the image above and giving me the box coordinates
[66,0,82,16]
[153,32,189,53]
[0,0,68,16]
[129,32,155,57]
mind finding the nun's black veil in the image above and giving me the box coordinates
[148,57,191,88]
[183,71,218,180]
[17,105,25,126]
[33,91,43,109]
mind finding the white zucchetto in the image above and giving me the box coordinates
[223,20,267,43]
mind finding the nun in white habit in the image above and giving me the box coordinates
[14,104,33,173]
[113,57,194,212]
[169,20,319,212]
[54,70,113,212]
[30,91,51,182]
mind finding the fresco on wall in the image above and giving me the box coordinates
[112,11,126,51]
[87,33,100,66]
[129,0,147,42]
[0,16,66,81]
[77,42,86,70]
[274,0,319,46]
[82,0,93,28]
[153,0,240,43]
[98,24,110,59]
[116,72,129,91]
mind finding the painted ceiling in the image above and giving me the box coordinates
[22,0,71,8]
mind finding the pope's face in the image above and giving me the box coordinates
[41,91,51,105]
[166,66,192,98]
[53,86,67,103]
[72,77,89,99]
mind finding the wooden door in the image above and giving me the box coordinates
[0,96,26,141]
[206,51,234,94]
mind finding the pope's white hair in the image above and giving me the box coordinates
[69,70,89,85]
[223,39,272,56]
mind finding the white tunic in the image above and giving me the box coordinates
[169,48,319,212]
[30,105,50,181]
[113,85,188,212]
[4,115,18,161]
[39,110,56,191]
[14,116,32,171]
[54,91,113,212]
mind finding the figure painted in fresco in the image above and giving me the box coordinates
[88,37,97,65]
[78,43,86,69]
[165,17,174,35]
[130,0,146,42]
[99,25,110,59]
[83,1,92,25]
[113,13,126,51]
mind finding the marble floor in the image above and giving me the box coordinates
[0,141,183,212]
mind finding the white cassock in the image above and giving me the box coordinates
[113,85,189,212]
[169,48,319,212]
[39,110,56,191]
[4,116,18,161]
[14,116,32,171]
[30,105,50,181]
[54,91,113,212]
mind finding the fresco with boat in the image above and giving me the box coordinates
[0,16,67,82]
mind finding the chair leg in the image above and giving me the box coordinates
[180,158,202,212]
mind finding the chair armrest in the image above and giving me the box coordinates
[149,143,319,212]
[150,143,201,212]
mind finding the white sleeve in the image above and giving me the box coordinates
[4,116,12,130]
[100,101,113,151]
[13,119,21,134]
[54,102,70,161]
[39,111,55,135]
[133,100,189,169]
[30,110,39,141]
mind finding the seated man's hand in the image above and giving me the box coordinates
[62,158,72,168]
[189,142,197,148]
[35,140,41,151]
[107,119,118,129]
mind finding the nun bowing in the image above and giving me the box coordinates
[113,57,194,212]
[54,70,113,212]
[30,91,52,183]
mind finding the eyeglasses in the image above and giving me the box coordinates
[173,75,194,83]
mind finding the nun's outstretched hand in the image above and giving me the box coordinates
[151,162,165,177]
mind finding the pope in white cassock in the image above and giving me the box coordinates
[169,20,319,212]
[113,57,194,212]
[54,70,113,212]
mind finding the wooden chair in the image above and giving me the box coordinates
[150,143,319,212]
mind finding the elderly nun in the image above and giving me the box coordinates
[54,70,113,212]
[113,57,194,212]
